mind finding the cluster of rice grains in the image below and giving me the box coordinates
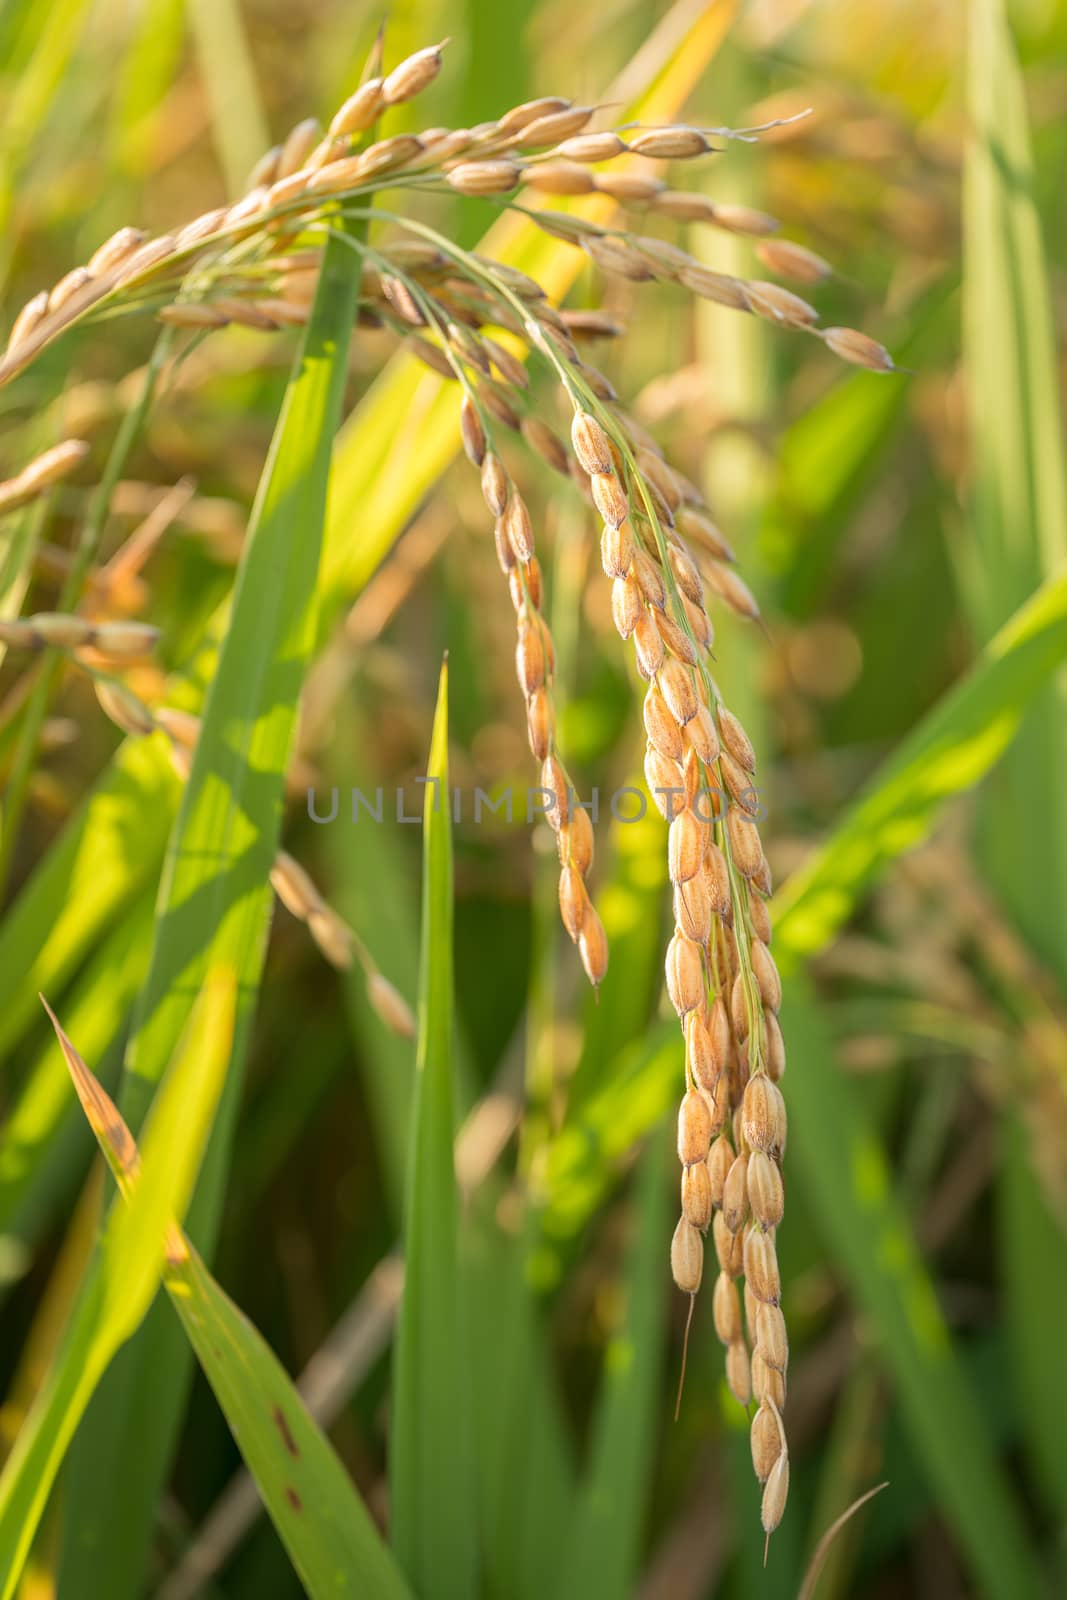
[0,38,898,1542]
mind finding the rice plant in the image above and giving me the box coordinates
[0,2,1064,1597]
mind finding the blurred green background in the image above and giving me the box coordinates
[1,0,1066,1596]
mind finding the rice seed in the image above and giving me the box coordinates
[723,1149,751,1234]
[525,686,553,759]
[628,126,709,159]
[742,280,819,328]
[565,803,595,874]
[755,1301,789,1372]
[602,522,636,583]
[713,1269,743,1345]
[756,238,832,284]
[668,806,704,885]
[751,1347,787,1411]
[571,410,613,475]
[483,336,528,390]
[671,1216,703,1295]
[761,1450,789,1534]
[643,685,684,762]
[578,901,608,987]
[367,972,417,1038]
[658,658,698,725]
[509,556,542,612]
[718,705,755,771]
[521,416,568,474]
[518,105,594,146]
[674,874,711,945]
[633,609,665,678]
[458,395,487,465]
[558,131,626,162]
[644,743,683,817]
[726,806,764,879]
[751,1403,783,1482]
[87,227,147,277]
[481,452,509,517]
[743,1224,781,1304]
[725,1339,751,1405]
[707,1135,734,1206]
[90,620,161,657]
[681,1160,713,1230]
[606,573,638,641]
[594,171,664,202]
[525,161,595,196]
[822,325,896,372]
[329,79,385,138]
[0,439,90,515]
[7,290,50,351]
[685,701,720,765]
[558,864,589,942]
[709,201,781,237]
[590,471,629,528]
[276,118,321,180]
[382,43,445,106]
[504,493,535,563]
[747,1150,784,1228]
[515,623,546,695]
[681,1088,713,1164]
[497,97,570,136]
[448,160,521,195]
[750,937,782,1012]
[658,605,701,665]
[95,678,155,736]
[743,1074,787,1158]
[675,505,736,562]
[666,931,705,1018]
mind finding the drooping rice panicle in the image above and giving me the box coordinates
[0,38,900,1539]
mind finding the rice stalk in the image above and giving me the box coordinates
[0,36,900,1540]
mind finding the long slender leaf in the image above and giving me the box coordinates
[167,1246,412,1599]
[56,213,368,1600]
[773,562,1067,961]
[390,661,478,1597]
[556,1125,671,1600]
[0,971,235,1600]
[784,976,1043,1600]
[964,0,1067,1537]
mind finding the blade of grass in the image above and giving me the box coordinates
[964,0,1067,1537]
[555,1124,671,1600]
[783,975,1043,1600]
[0,735,179,1063]
[772,561,1067,961]
[166,1245,412,1599]
[186,0,270,196]
[29,997,411,1599]
[0,895,153,1280]
[464,1202,576,1600]
[0,971,235,1600]
[56,209,369,1600]
[389,660,478,1598]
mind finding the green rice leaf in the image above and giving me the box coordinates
[773,563,1067,961]
[55,213,368,1600]
[783,976,1043,1600]
[964,0,1067,1534]
[555,1125,671,1600]
[166,1245,412,1599]
[390,661,479,1597]
[0,970,235,1600]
